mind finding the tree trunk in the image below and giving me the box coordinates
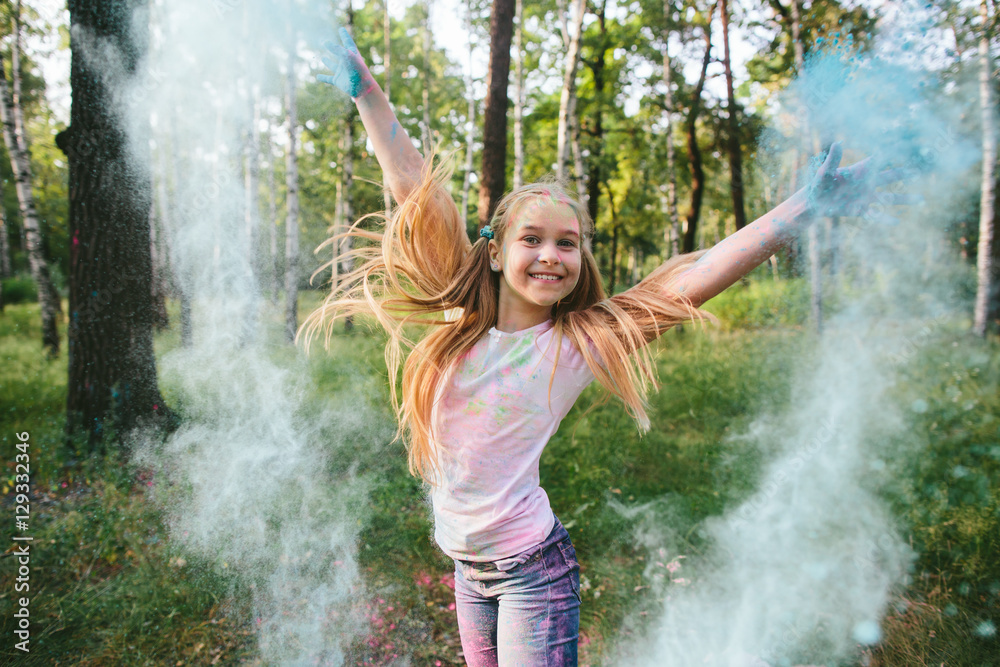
[719,0,746,230]
[604,180,619,294]
[148,199,169,330]
[557,0,586,185]
[0,201,11,278]
[570,108,587,201]
[478,0,516,225]
[512,0,524,190]
[421,1,433,151]
[245,93,261,280]
[383,2,393,218]
[59,0,169,447]
[682,4,715,254]
[788,0,823,332]
[164,123,192,346]
[339,3,357,332]
[0,198,8,312]
[584,1,608,225]
[0,5,61,355]
[243,90,262,341]
[554,0,589,201]
[266,130,279,306]
[973,0,996,336]
[284,44,300,343]
[661,2,680,257]
[462,0,477,227]
[153,146,177,332]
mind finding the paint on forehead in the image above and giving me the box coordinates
[512,199,581,236]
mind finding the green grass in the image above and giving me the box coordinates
[0,287,998,666]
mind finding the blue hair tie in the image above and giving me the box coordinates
[479,226,494,240]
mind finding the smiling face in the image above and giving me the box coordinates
[488,198,583,330]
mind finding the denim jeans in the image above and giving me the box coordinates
[452,515,582,667]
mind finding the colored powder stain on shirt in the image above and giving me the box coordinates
[429,320,600,562]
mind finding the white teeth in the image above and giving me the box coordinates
[530,274,561,281]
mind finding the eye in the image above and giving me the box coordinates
[559,239,577,247]
[523,235,540,244]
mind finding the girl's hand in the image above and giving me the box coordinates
[318,27,378,100]
[806,141,914,222]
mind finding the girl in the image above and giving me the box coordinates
[306,28,899,667]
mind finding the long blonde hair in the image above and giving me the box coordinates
[300,153,708,485]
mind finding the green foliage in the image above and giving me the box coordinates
[700,274,811,330]
[2,298,999,664]
[1,272,37,304]
[867,333,1000,663]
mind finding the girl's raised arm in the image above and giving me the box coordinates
[664,143,906,307]
[320,30,469,227]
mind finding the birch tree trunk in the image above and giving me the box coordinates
[383,2,393,218]
[153,146,176,332]
[339,3,357,332]
[284,46,300,343]
[719,0,746,230]
[245,92,261,279]
[164,122,192,346]
[267,131,279,306]
[973,0,996,336]
[583,0,609,224]
[243,89,262,341]
[789,0,823,333]
[0,32,61,355]
[661,3,680,258]
[512,0,525,189]
[569,106,587,201]
[461,0,477,227]
[148,199,169,329]
[557,0,586,185]
[421,1,433,151]
[0,203,11,278]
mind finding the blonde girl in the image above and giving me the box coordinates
[308,28,897,667]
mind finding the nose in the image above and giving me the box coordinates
[537,241,561,265]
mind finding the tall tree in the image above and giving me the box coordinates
[462,0,478,225]
[421,0,433,150]
[339,3,357,331]
[382,1,393,218]
[582,0,610,225]
[786,0,823,332]
[148,194,168,329]
[973,0,996,336]
[284,40,300,343]
[556,0,588,200]
[556,0,586,185]
[0,0,61,355]
[0,202,10,278]
[661,0,680,257]
[682,0,716,253]
[58,0,169,445]
[719,0,746,230]
[477,0,516,225]
[512,0,524,189]
[265,128,279,306]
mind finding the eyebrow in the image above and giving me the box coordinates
[520,224,580,238]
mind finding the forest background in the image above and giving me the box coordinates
[0,0,998,664]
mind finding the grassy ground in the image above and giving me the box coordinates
[0,280,997,666]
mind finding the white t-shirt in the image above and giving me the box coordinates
[429,319,597,562]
